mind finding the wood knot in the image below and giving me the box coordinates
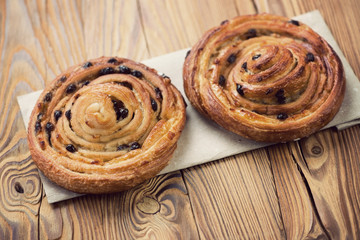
[311,145,323,155]
[14,182,24,194]
[136,196,160,214]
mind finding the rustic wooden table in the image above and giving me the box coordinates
[1,0,359,239]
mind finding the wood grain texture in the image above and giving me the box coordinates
[183,150,285,239]
[0,0,45,239]
[34,0,197,239]
[260,0,360,239]
[39,172,198,239]
[267,143,328,239]
[140,0,288,238]
[42,0,150,84]
[1,0,359,239]
[0,0,196,239]
[139,0,243,55]
[296,129,360,239]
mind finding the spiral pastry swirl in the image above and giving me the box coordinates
[27,57,186,193]
[183,14,345,142]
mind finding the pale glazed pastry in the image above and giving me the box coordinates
[27,57,186,193]
[183,14,345,142]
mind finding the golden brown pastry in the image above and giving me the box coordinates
[27,57,186,193]
[183,14,345,142]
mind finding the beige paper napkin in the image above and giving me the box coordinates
[17,10,360,203]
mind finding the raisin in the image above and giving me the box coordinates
[112,99,127,120]
[117,144,129,151]
[242,62,248,71]
[44,92,52,102]
[305,52,315,63]
[66,144,77,153]
[155,87,163,100]
[236,84,244,96]
[66,84,77,94]
[60,76,67,82]
[227,54,237,64]
[45,122,54,133]
[65,110,71,120]
[130,142,141,150]
[37,113,44,121]
[99,67,115,75]
[289,20,300,26]
[39,141,46,150]
[276,89,284,97]
[82,80,90,86]
[219,75,226,86]
[112,99,124,109]
[131,70,143,78]
[277,113,288,120]
[118,65,131,74]
[54,110,62,122]
[35,121,42,133]
[118,82,133,90]
[275,89,286,104]
[83,62,93,68]
[107,58,118,64]
[113,97,128,120]
[151,98,158,111]
[246,29,257,39]
[118,108,128,120]
[252,54,261,60]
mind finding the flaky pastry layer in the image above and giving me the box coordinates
[28,57,186,193]
[183,14,345,142]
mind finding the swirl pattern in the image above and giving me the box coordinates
[183,14,345,142]
[27,57,186,193]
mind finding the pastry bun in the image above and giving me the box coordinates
[27,57,186,193]
[183,14,345,142]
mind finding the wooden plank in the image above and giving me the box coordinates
[267,143,328,239]
[260,0,360,238]
[251,1,334,238]
[140,0,288,238]
[296,130,360,239]
[138,0,249,56]
[40,0,151,84]
[0,0,47,238]
[139,0,292,238]
[39,172,198,239]
[183,151,285,239]
[2,0,359,239]
[33,0,198,239]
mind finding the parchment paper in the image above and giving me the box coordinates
[17,10,360,203]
